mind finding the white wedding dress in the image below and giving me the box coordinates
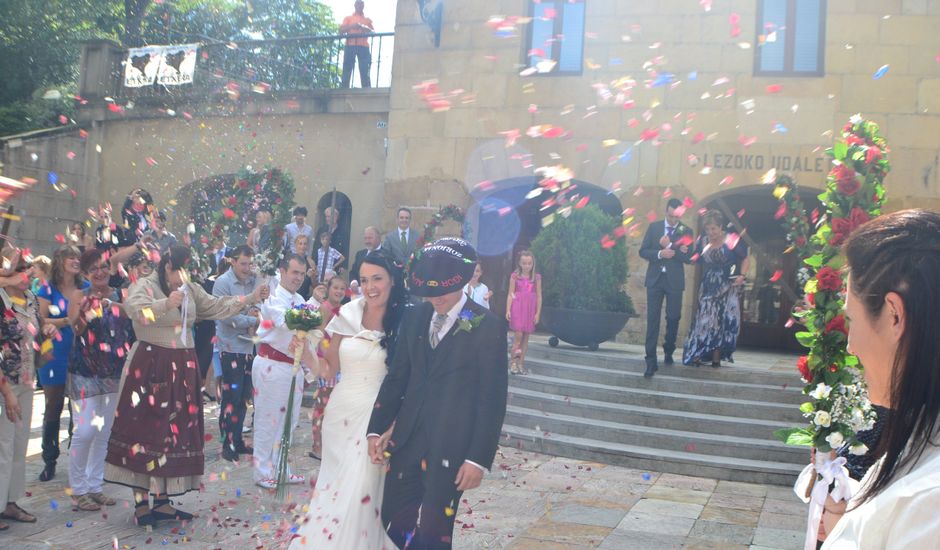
[290,298,396,549]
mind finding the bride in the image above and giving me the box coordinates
[289,250,407,549]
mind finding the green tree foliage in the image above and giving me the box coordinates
[530,205,635,314]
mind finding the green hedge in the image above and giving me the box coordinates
[530,205,634,314]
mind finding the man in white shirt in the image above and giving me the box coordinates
[383,207,418,265]
[250,254,308,488]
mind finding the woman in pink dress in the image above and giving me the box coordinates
[505,250,541,375]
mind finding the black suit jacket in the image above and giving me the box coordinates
[367,300,508,471]
[639,220,694,291]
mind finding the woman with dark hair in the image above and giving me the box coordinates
[36,245,87,481]
[66,249,135,511]
[289,248,407,549]
[120,188,154,239]
[103,245,269,527]
[820,209,940,548]
[682,210,749,367]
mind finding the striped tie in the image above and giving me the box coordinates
[430,313,448,349]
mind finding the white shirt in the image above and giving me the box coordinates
[256,284,303,358]
[463,282,490,309]
[428,293,467,343]
[823,442,940,549]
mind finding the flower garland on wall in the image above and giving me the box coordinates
[419,204,465,247]
[188,166,295,278]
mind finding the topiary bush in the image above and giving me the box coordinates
[530,205,634,314]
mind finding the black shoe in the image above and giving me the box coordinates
[644,359,658,378]
[664,354,674,366]
[135,511,158,527]
[151,501,194,522]
[38,463,55,482]
[233,443,253,455]
[221,445,238,462]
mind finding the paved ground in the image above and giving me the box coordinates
[3,388,808,549]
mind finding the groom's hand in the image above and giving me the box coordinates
[454,463,484,491]
[367,435,386,464]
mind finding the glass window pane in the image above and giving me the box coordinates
[793,0,822,73]
[758,0,788,72]
[559,2,585,73]
[529,2,557,69]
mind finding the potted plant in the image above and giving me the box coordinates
[530,205,635,350]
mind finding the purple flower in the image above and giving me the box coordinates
[459,309,474,322]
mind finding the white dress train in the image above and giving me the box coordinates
[289,298,396,549]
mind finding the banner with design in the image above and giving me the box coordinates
[123,44,198,88]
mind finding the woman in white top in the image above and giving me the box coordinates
[463,262,492,309]
[821,209,940,548]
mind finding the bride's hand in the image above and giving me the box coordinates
[368,435,386,464]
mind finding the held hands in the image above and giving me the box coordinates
[368,426,393,464]
[167,290,185,309]
[455,463,484,491]
[42,323,58,338]
[659,248,676,259]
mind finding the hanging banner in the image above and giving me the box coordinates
[123,46,163,87]
[123,44,199,88]
[156,43,198,86]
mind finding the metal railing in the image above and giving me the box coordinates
[110,32,393,101]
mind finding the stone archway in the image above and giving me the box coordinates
[316,191,352,260]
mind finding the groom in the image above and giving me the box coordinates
[368,238,508,549]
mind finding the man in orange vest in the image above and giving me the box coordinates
[340,0,374,88]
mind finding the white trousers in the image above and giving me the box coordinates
[0,383,33,504]
[251,356,303,481]
[68,393,117,495]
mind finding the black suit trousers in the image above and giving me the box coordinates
[645,276,683,360]
[218,352,253,449]
[383,458,464,550]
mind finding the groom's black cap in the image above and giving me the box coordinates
[408,237,477,298]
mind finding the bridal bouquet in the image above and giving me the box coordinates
[275,303,323,499]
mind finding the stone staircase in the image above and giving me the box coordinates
[502,342,809,486]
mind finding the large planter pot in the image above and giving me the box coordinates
[540,306,632,351]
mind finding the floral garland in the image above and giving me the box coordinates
[188,167,296,279]
[419,204,465,247]
[775,115,891,454]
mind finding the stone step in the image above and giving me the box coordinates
[502,424,803,486]
[508,386,797,440]
[510,374,806,423]
[505,405,806,464]
[523,357,805,404]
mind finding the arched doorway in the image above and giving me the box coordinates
[316,191,352,260]
[699,185,822,351]
[469,177,621,316]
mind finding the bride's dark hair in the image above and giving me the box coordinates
[360,248,410,365]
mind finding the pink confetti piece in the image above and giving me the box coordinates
[719,176,734,186]
[646,211,658,222]
[766,84,783,93]
[738,135,757,148]
[770,270,783,282]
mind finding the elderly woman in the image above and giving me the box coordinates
[103,245,269,527]
[682,210,749,367]
[66,249,136,512]
[819,210,940,548]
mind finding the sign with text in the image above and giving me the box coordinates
[699,152,827,174]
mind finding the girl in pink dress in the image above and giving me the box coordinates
[505,250,541,375]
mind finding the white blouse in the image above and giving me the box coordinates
[823,442,940,549]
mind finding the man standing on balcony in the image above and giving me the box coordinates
[340,0,374,88]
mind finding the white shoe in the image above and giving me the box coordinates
[242,425,252,433]
[255,478,276,489]
[287,474,305,485]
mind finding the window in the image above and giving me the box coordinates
[755,0,826,76]
[524,0,586,75]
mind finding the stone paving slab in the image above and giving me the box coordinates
[3,391,810,549]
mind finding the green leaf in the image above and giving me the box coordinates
[833,141,848,161]
[799,401,815,414]
[795,332,816,347]
[774,427,814,447]
[804,254,825,268]
[844,355,860,367]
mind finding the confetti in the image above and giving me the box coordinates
[872,64,889,80]
[770,270,784,282]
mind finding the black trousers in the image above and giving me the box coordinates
[194,319,215,381]
[218,352,253,449]
[383,459,463,550]
[645,277,684,361]
[341,45,372,88]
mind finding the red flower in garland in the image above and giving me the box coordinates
[797,356,811,382]
[830,207,871,245]
[816,266,843,293]
[806,293,816,307]
[833,164,860,196]
[825,314,848,335]
[865,146,882,165]
[845,134,866,147]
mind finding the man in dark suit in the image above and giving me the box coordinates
[382,207,418,265]
[368,238,508,549]
[349,226,382,283]
[639,198,694,378]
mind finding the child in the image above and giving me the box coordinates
[464,262,492,309]
[315,230,345,283]
[505,250,541,375]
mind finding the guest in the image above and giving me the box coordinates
[143,211,177,253]
[318,206,348,259]
[120,188,155,240]
[464,262,492,309]
[212,245,261,462]
[283,206,314,256]
[307,276,348,460]
[383,207,417,265]
[0,249,41,528]
[66,249,135,511]
[682,210,749,368]
[28,255,51,296]
[124,251,154,286]
[820,210,940,547]
[291,234,318,300]
[350,226,382,284]
[103,245,268,527]
[36,245,87,482]
[639,198,695,377]
[68,222,93,252]
[315,230,345,283]
[506,250,541,375]
[340,0,374,88]
[251,254,307,489]
[206,236,229,276]
[248,207,274,252]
